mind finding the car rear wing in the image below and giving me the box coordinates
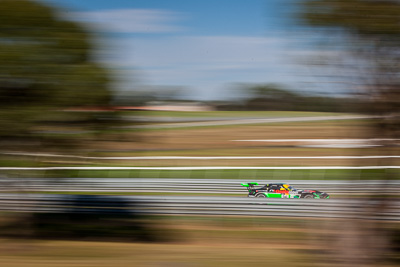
[241,182,259,189]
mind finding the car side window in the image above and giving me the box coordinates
[270,185,279,191]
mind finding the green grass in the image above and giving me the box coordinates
[3,168,394,180]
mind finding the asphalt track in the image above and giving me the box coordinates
[129,115,374,129]
[0,178,398,196]
[1,178,398,219]
[0,194,399,220]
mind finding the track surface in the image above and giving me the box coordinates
[0,194,398,220]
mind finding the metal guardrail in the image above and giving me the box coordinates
[0,178,398,195]
[0,194,399,220]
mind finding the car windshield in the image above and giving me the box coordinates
[283,184,296,191]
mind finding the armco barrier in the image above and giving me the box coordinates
[0,178,398,195]
[0,194,399,220]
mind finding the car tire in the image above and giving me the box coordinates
[256,194,266,198]
[303,194,314,199]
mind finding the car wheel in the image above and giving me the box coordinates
[256,194,266,198]
[303,194,314,199]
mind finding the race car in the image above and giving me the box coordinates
[241,182,329,199]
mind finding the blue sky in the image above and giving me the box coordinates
[41,0,319,100]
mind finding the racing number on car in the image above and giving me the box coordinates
[274,189,289,198]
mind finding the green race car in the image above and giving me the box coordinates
[241,182,330,199]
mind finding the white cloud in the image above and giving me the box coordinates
[70,8,185,33]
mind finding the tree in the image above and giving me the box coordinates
[242,83,349,112]
[297,0,400,265]
[245,84,301,110]
[0,0,113,149]
[300,0,400,122]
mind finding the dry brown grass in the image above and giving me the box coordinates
[76,120,400,166]
[0,215,314,266]
[99,123,370,151]
[0,240,313,267]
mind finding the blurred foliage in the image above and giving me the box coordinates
[114,86,186,106]
[0,0,115,149]
[299,0,400,134]
[297,1,400,265]
[245,84,339,111]
[302,0,400,36]
[1,168,390,181]
[217,83,364,112]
